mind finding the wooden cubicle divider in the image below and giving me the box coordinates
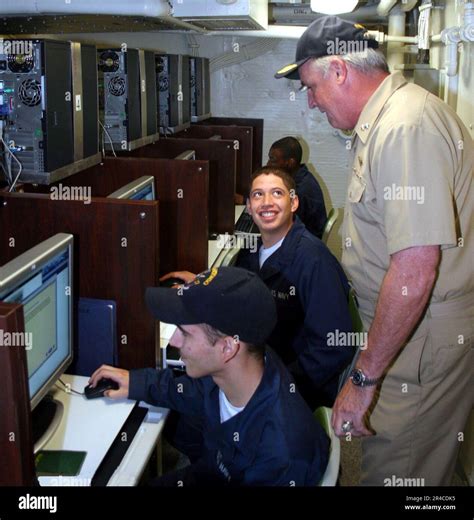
[22,156,210,275]
[82,158,209,274]
[131,138,236,234]
[176,125,253,198]
[0,302,36,486]
[0,192,159,370]
[195,117,264,175]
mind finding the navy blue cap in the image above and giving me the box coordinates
[275,15,379,80]
[146,267,277,345]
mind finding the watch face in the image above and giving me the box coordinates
[351,369,363,386]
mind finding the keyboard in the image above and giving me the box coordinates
[235,210,260,234]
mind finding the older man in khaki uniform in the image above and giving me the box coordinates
[276,16,473,485]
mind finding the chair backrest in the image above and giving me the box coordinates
[337,286,364,393]
[348,286,364,334]
[321,207,339,244]
[220,246,241,267]
[314,406,340,486]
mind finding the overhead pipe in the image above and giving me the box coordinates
[270,4,386,24]
[376,0,418,23]
[366,30,417,43]
[400,0,419,12]
[387,5,406,72]
[431,2,474,77]
[377,0,398,16]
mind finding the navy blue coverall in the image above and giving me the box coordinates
[236,218,354,409]
[129,348,329,486]
[295,164,327,239]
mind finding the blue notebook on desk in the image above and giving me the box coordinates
[72,297,118,377]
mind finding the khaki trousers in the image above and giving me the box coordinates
[360,294,474,486]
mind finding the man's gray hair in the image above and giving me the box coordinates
[311,48,389,76]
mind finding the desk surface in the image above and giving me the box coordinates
[39,374,169,486]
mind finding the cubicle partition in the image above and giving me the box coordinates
[0,191,159,370]
[195,117,264,175]
[86,158,209,274]
[21,156,210,275]
[175,125,253,197]
[131,138,236,234]
[0,302,36,486]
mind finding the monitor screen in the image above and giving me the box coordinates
[174,150,196,161]
[107,175,156,200]
[0,233,74,410]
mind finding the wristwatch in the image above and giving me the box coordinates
[350,368,381,387]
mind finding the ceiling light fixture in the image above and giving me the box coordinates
[310,0,359,15]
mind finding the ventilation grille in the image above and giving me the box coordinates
[8,53,34,73]
[19,79,41,106]
[108,76,126,96]
[99,51,120,73]
[158,76,169,92]
[181,18,264,31]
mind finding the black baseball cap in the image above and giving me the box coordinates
[274,15,378,80]
[145,267,277,345]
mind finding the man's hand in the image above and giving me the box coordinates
[159,271,196,285]
[331,245,439,438]
[89,365,130,399]
[331,379,377,437]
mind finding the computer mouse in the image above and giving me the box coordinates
[84,378,119,399]
[159,277,184,288]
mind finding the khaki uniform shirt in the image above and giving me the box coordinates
[342,72,474,324]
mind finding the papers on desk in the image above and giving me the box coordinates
[38,377,136,486]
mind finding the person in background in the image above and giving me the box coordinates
[90,267,329,486]
[267,136,327,239]
[275,15,473,485]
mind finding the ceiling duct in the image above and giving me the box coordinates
[171,0,268,31]
[0,0,171,17]
[0,0,180,34]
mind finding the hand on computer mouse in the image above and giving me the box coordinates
[88,365,130,399]
[159,271,196,286]
[84,378,119,399]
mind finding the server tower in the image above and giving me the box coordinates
[190,57,211,123]
[98,48,140,151]
[98,48,159,152]
[0,39,100,185]
[78,43,100,164]
[139,49,158,141]
[1,40,71,184]
[156,54,190,134]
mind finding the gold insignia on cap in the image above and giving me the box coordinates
[354,23,365,29]
[203,267,218,286]
[276,63,297,75]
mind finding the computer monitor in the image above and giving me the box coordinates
[174,150,196,161]
[107,175,156,200]
[0,233,74,451]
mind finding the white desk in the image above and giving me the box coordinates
[38,374,169,487]
[207,206,245,267]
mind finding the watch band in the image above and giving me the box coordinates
[350,368,381,387]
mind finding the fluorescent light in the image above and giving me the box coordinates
[310,0,358,15]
